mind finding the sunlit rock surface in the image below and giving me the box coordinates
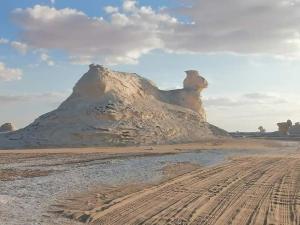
[0,65,227,148]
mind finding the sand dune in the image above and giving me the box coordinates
[65,155,300,225]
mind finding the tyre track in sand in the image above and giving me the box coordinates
[77,156,300,225]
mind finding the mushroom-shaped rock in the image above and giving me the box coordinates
[159,70,208,119]
[179,70,208,117]
[183,70,208,91]
[0,123,15,132]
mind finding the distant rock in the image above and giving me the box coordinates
[289,122,300,136]
[276,120,300,136]
[258,126,266,133]
[277,120,292,135]
[0,123,15,133]
[0,65,228,148]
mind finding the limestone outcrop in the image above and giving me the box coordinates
[0,123,15,133]
[0,65,227,148]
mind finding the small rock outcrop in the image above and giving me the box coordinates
[277,120,293,135]
[0,123,15,133]
[0,65,227,148]
[289,122,300,135]
[258,126,266,133]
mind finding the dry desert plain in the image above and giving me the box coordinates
[0,138,300,225]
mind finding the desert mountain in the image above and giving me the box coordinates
[0,65,227,148]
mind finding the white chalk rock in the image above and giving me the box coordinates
[0,65,227,148]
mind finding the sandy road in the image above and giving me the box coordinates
[73,155,300,225]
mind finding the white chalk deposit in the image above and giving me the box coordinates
[0,65,227,148]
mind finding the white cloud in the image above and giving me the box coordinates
[40,53,54,66]
[204,92,300,131]
[12,4,177,64]
[243,93,287,103]
[0,38,29,55]
[0,62,22,81]
[69,55,92,65]
[10,41,28,54]
[10,1,300,64]
[0,91,71,128]
[204,92,288,108]
[123,0,137,12]
[163,0,300,58]
[0,91,69,104]
[104,6,118,14]
[0,38,9,44]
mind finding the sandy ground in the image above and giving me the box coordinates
[1,138,300,225]
[58,155,300,225]
[0,138,293,155]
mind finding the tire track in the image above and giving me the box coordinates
[71,156,300,225]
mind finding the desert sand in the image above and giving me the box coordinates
[0,138,287,154]
[58,154,300,225]
[1,139,299,225]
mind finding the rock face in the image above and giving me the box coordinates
[0,123,15,133]
[0,65,227,148]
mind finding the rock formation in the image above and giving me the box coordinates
[0,123,15,133]
[289,122,300,135]
[0,65,227,148]
[258,126,266,133]
[277,120,293,135]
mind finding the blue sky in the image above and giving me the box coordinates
[0,0,300,132]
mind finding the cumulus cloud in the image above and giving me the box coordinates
[104,6,119,14]
[12,2,177,65]
[0,62,22,81]
[40,53,54,66]
[10,41,28,54]
[123,0,137,12]
[0,38,9,44]
[0,38,28,55]
[10,0,300,64]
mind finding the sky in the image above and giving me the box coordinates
[0,0,300,132]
